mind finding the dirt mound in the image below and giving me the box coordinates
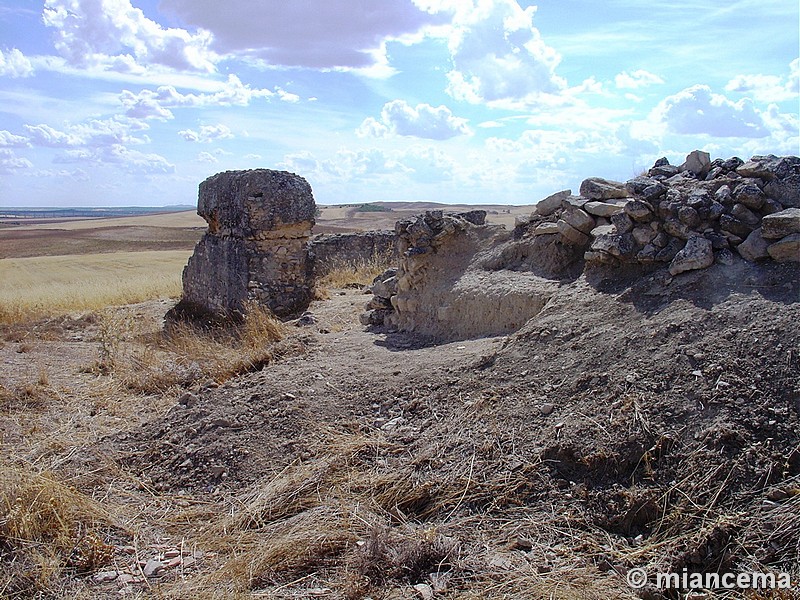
[110,258,799,598]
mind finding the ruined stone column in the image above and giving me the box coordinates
[174,169,316,321]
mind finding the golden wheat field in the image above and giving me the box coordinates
[0,250,190,323]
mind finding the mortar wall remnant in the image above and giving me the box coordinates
[174,169,316,322]
[308,231,397,277]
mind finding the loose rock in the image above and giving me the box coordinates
[767,234,800,262]
[761,208,800,240]
[737,229,770,262]
[669,236,713,276]
[580,177,629,200]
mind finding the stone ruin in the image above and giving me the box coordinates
[170,154,798,336]
[363,152,800,340]
[170,169,398,324]
[309,231,396,278]
[171,169,316,322]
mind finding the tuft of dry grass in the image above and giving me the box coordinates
[0,376,56,411]
[0,251,189,324]
[87,300,290,393]
[0,463,123,597]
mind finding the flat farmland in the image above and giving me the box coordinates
[0,204,533,321]
[0,250,190,321]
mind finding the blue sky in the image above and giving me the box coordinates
[0,0,797,207]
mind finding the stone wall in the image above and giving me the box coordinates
[523,152,799,273]
[173,169,316,321]
[362,152,799,340]
[309,231,397,277]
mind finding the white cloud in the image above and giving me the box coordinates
[0,148,33,172]
[275,88,300,103]
[196,151,218,163]
[24,117,149,148]
[443,0,566,108]
[24,124,84,147]
[615,69,664,89]
[54,144,174,174]
[42,0,215,72]
[179,124,234,143]
[725,59,799,103]
[396,145,455,183]
[652,84,769,138]
[119,75,285,120]
[280,149,402,182]
[160,0,447,70]
[0,48,34,77]
[14,115,174,175]
[357,100,471,140]
[279,151,321,176]
[0,130,31,147]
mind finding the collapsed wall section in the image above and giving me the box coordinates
[363,152,799,342]
[363,210,562,340]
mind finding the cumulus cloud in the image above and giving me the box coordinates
[725,59,799,103]
[275,88,300,103]
[652,84,769,138]
[398,145,456,183]
[160,0,447,70]
[42,0,215,71]
[615,69,664,89]
[280,149,401,182]
[119,75,285,120]
[0,48,34,77]
[24,124,85,147]
[179,124,234,143]
[24,117,149,148]
[14,116,174,175]
[196,151,218,163]
[443,0,566,107]
[0,130,31,147]
[0,148,33,172]
[357,100,470,140]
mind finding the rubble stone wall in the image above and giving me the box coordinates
[362,153,799,340]
[362,210,562,340]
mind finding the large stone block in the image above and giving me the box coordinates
[198,169,315,238]
[767,234,800,263]
[580,177,629,200]
[669,235,713,276]
[761,208,800,239]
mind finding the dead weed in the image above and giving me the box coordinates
[0,463,123,597]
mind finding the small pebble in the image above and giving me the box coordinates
[143,558,164,578]
[92,571,118,583]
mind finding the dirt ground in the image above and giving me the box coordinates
[1,258,799,599]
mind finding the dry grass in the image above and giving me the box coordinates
[167,431,464,597]
[317,251,394,290]
[0,462,122,597]
[86,300,289,393]
[0,251,190,324]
